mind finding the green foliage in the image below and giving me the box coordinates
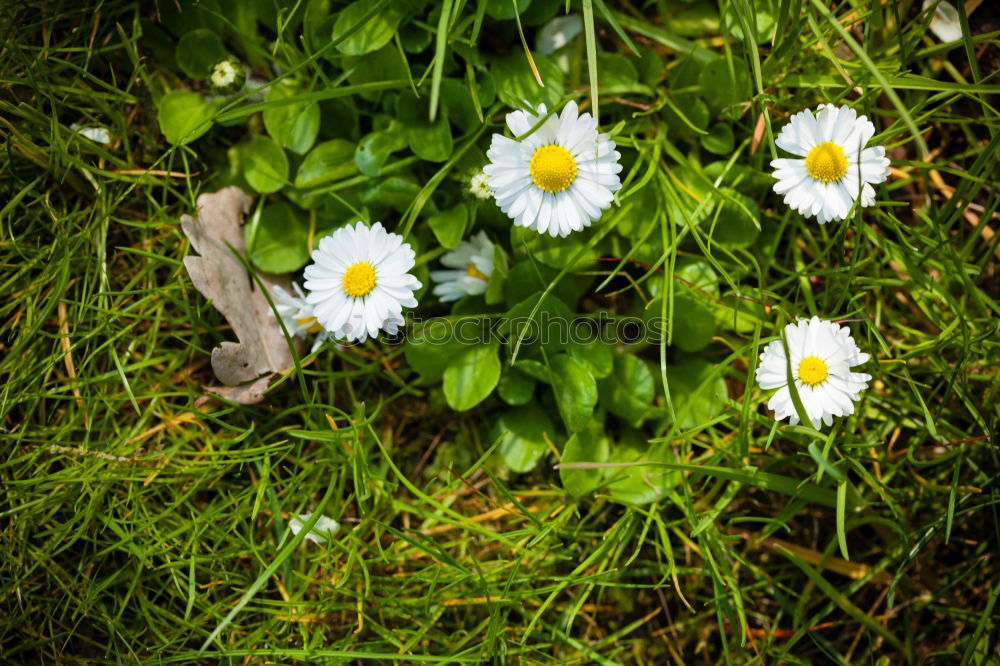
[5,1,999,664]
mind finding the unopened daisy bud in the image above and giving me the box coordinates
[770,104,890,224]
[208,57,246,95]
[467,169,493,200]
[431,232,494,302]
[755,316,872,430]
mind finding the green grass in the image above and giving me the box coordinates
[2,0,999,663]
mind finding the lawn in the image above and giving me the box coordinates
[1,0,998,663]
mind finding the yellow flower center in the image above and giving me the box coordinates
[805,142,848,183]
[529,144,577,193]
[297,317,323,334]
[342,262,376,298]
[465,262,488,281]
[797,356,829,387]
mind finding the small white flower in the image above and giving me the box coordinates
[70,124,111,144]
[467,169,493,200]
[484,101,622,237]
[289,513,340,545]
[923,0,963,43]
[536,14,584,55]
[431,232,494,302]
[770,104,890,224]
[270,282,334,352]
[303,221,421,343]
[208,57,246,94]
[755,316,872,429]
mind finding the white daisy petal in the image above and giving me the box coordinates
[431,232,495,302]
[302,221,422,343]
[270,282,336,349]
[771,105,889,223]
[754,317,872,430]
[485,101,623,235]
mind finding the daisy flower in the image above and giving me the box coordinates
[303,221,421,343]
[755,316,872,429]
[431,232,494,302]
[270,282,334,352]
[484,101,622,237]
[770,104,890,224]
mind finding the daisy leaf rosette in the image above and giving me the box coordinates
[755,316,872,429]
[431,232,495,302]
[771,104,890,224]
[484,101,623,237]
[303,222,421,343]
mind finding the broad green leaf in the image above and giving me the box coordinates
[597,53,638,87]
[701,122,735,155]
[405,320,468,383]
[359,177,422,213]
[510,225,591,270]
[723,1,775,44]
[485,0,531,20]
[295,140,357,189]
[303,0,335,55]
[662,94,709,136]
[669,359,729,430]
[443,343,501,411]
[560,420,610,496]
[698,59,750,117]
[491,52,564,111]
[263,84,321,154]
[246,202,311,273]
[343,45,409,92]
[708,188,761,247]
[158,91,215,145]
[175,29,228,79]
[598,353,654,424]
[501,292,575,352]
[440,79,483,133]
[495,404,554,473]
[355,120,408,177]
[333,0,401,55]
[513,358,550,383]
[502,260,591,309]
[606,438,680,505]
[498,367,535,405]
[549,354,597,433]
[673,292,716,351]
[395,91,453,162]
[243,136,289,193]
[428,204,467,249]
[568,339,613,379]
[668,2,720,36]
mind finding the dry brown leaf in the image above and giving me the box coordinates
[180,186,303,404]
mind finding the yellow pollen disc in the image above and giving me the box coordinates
[529,144,577,193]
[805,142,848,183]
[297,317,323,334]
[797,356,829,387]
[342,262,376,298]
[465,262,488,281]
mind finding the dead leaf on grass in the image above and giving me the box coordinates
[180,186,303,404]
